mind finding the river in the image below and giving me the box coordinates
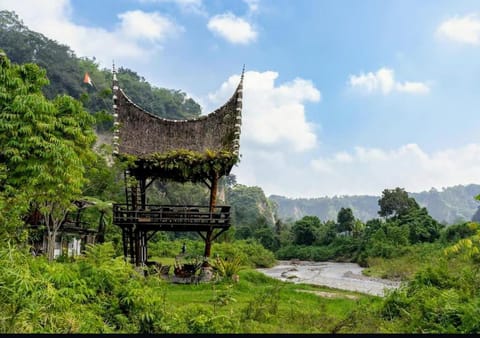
[256,260,402,297]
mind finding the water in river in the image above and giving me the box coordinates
[257,260,402,297]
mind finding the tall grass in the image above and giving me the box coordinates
[0,242,372,333]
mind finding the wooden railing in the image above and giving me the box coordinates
[113,204,231,227]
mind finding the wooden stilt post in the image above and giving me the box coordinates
[140,177,146,209]
[129,227,134,264]
[203,173,219,264]
[134,228,141,266]
[142,231,147,264]
[122,227,128,261]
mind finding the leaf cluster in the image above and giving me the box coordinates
[123,149,238,182]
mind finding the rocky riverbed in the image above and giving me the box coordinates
[257,260,402,297]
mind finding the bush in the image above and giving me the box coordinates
[275,244,336,261]
[211,256,243,279]
[441,222,478,243]
[212,240,276,268]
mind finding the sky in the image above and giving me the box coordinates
[2,0,480,198]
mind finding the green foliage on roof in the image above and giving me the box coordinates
[119,149,239,182]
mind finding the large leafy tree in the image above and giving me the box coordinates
[0,51,96,259]
[291,215,321,245]
[378,187,419,219]
[396,207,442,243]
[337,207,355,233]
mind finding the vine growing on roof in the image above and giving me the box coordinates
[116,149,239,183]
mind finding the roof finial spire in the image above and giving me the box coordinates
[111,59,120,155]
[112,60,118,83]
[240,64,245,82]
[236,64,245,92]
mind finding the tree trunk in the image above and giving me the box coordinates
[47,230,56,261]
[44,208,68,262]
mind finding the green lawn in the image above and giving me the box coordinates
[151,268,381,333]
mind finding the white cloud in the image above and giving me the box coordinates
[118,10,180,42]
[230,142,480,198]
[349,68,394,94]
[396,81,430,94]
[137,0,206,16]
[207,13,257,44]
[348,67,430,95]
[334,152,353,163]
[0,0,182,66]
[437,14,480,45]
[244,0,260,13]
[307,143,480,197]
[207,70,320,152]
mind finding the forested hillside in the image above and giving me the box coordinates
[271,184,480,225]
[0,10,201,120]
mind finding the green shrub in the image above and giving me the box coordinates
[441,222,478,243]
[241,284,282,322]
[211,256,243,279]
[213,240,276,268]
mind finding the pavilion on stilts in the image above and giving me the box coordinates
[111,65,243,282]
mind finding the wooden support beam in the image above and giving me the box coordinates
[209,174,218,213]
[197,231,206,241]
[203,173,219,262]
[203,230,213,263]
[202,178,211,190]
[145,177,156,190]
[134,228,141,266]
[142,231,147,264]
[146,230,158,241]
[122,227,128,261]
[124,170,129,205]
[212,228,228,242]
[129,227,134,264]
[140,177,147,209]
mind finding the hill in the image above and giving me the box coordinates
[0,10,201,120]
[270,184,480,225]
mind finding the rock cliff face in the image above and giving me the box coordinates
[227,184,277,227]
[270,184,480,225]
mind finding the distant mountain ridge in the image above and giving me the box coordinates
[270,184,480,225]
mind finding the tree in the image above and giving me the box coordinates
[378,187,419,218]
[397,207,442,243]
[291,216,321,245]
[352,219,365,238]
[253,227,279,251]
[0,170,30,243]
[315,220,337,245]
[0,51,96,260]
[337,207,355,234]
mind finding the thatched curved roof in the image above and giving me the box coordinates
[112,70,243,161]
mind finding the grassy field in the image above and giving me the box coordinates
[362,242,447,280]
[151,268,382,333]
